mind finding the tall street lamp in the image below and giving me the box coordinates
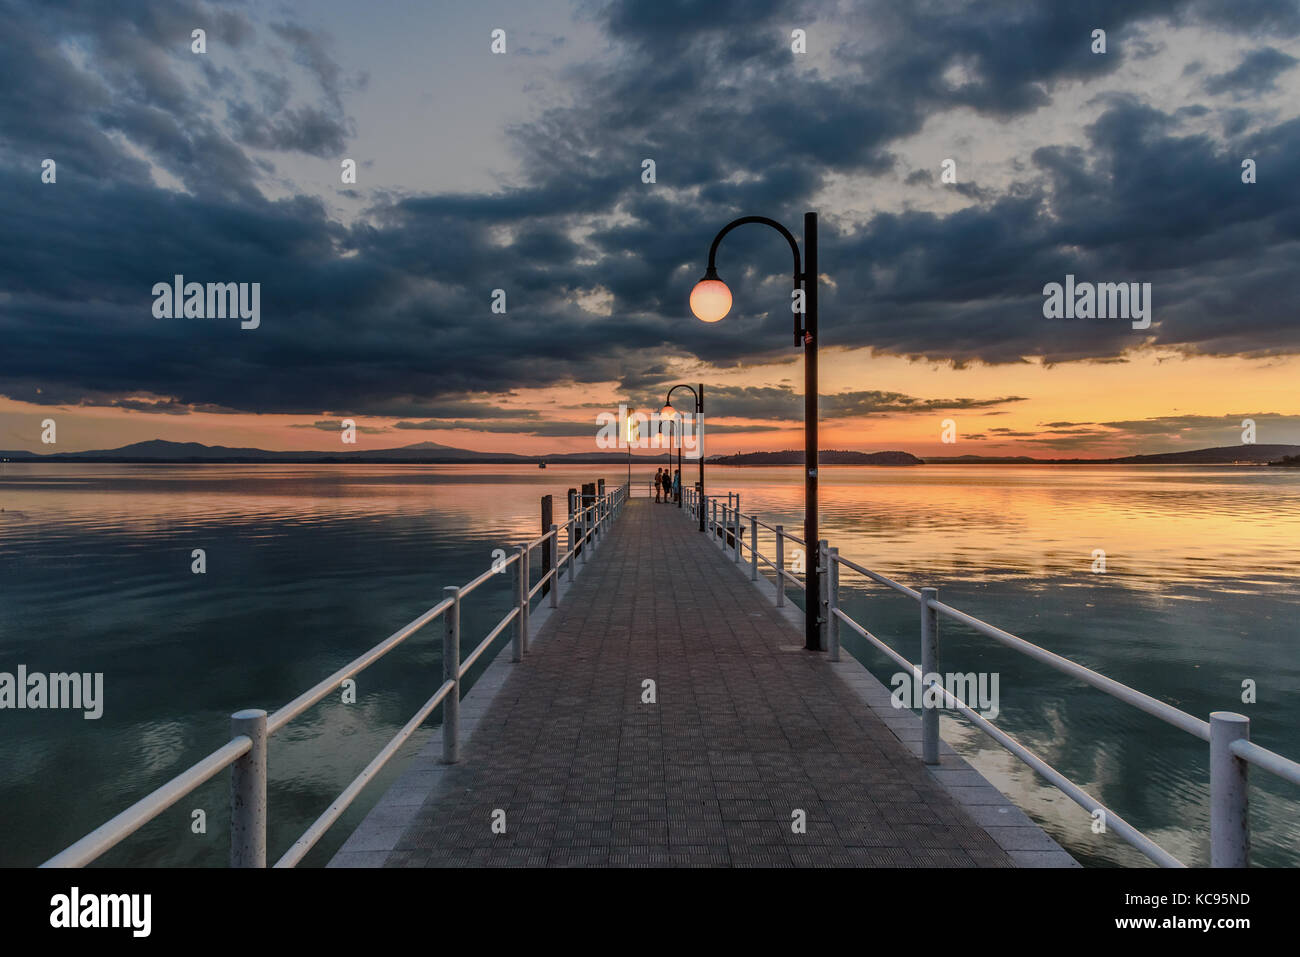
[625,407,638,492]
[661,383,704,530]
[660,406,684,508]
[690,213,820,652]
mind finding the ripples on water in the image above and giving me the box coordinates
[1,463,1297,867]
[714,465,1300,867]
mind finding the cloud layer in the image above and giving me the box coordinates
[3,0,1299,422]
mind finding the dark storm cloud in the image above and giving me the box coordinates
[268,21,348,111]
[1099,413,1300,435]
[227,100,350,156]
[1203,46,1299,96]
[3,0,1300,419]
[394,419,598,437]
[997,412,1300,448]
[625,385,1027,422]
[702,424,782,434]
[389,402,542,420]
[822,391,1027,418]
[289,419,392,434]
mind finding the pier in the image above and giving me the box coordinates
[331,496,1069,867]
[43,482,1300,869]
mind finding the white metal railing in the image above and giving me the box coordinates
[688,487,1300,868]
[41,484,630,868]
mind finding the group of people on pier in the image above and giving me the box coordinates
[654,467,680,504]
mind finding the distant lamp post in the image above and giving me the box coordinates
[662,383,704,529]
[660,404,684,509]
[690,213,820,652]
[625,407,638,491]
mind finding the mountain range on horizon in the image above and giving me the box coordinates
[4,439,1300,466]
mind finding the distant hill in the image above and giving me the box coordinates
[925,444,1300,464]
[4,441,1298,467]
[707,449,923,466]
[1094,444,1300,464]
[0,439,676,465]
[922,454,1040,464]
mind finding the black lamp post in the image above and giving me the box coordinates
[690,213,819,652]
[661,383,704,530]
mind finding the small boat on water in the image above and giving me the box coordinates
[538,461,547,469]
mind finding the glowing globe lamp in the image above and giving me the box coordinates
[690,270,732,323]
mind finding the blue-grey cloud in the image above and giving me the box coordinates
[2,0,1300,420]
[1203,46,1299,96]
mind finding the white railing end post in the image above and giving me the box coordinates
[442,585,461,764]
[775,526,786,607]
[230,708,268,867]
[548,524,559,608]
[1210,711,1250,867]
[828,546,840,661]
[817,539,830,647]
[511,544,526,662]
[920,586,939,765]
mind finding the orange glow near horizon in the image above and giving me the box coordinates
[4,347,1300,458]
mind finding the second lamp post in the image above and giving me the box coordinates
[689,212,820,652]
[661,383,704,530]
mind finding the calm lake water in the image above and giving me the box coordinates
[1,463,1297,867]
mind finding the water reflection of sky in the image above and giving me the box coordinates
[1,463,1297,867]
[711,465,1300,867]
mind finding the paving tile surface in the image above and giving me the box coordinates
[383,499,1016,867]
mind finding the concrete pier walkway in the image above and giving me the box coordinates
[333,498,1075,867]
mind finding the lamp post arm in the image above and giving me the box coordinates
[706,216,803,284]
[665,383,699,410]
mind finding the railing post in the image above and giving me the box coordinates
[828,546,840,661]
[566,518,573,580]
[733,495,742,562]
[711,499,717,540]
[920,586,939,765]
[750,516,759,580]
[548,524,559,608]
[1210,711,1250,867]
[442,585,461,764]
[521,544,531,654]
[775,526,785,607]
[230,708,268,867]
[512,545,526,662]
[817,539,829,647]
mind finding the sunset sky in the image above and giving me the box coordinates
[3,0,1299,459]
